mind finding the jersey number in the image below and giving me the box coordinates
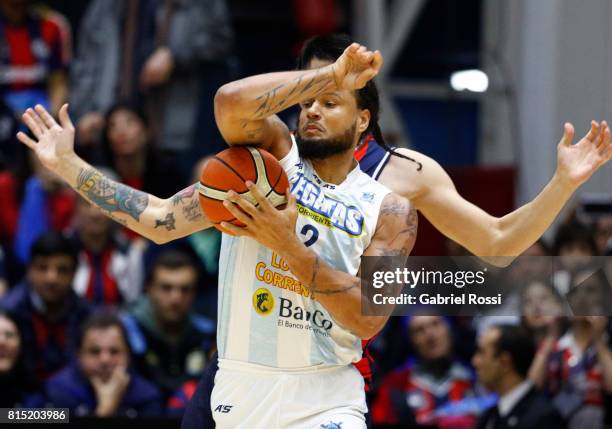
[300,224,319,247]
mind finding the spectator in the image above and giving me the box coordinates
[70,194,146,306]
[122,250,214,401]
[553,221,598,295]
[372,316,480,428]
[520,280,566,345]
[529,314,612,429]
[0,231,90,379]
[12,154,76,263]
[472,324,565,429]
[0,311,39,406]
[70,0,233,175]
[45,311,162,417]
[0,245,6,296]
[0,0,70,115]
[100,102,183,199]
[593,215,612,256]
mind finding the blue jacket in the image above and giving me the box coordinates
[45,362,163,417]
[0,282,91,379]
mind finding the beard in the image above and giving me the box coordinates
[295,122,357,160]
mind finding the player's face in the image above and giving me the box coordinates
[295,58,370,159]
[79,327,129,382]
[107,109,148,157]
[409,316,452,361]
[0,316,20,372]
[149,267,197,324]
[27,255,75,306]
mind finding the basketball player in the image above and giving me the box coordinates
[183,33,612,429]
[298,34,612,266]
[19,43,417,428]
[18,35,612,427]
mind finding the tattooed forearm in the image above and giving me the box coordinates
[252,68,335,120]
[170,185,204,222]
[182,200,203,222]
[171,184,196,206]
[155,213,176,231]
[76,168,148,221]
[309,278,360,298]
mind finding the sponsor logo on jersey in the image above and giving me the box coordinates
[291,174,364,236]
[252,288,274,315]
[277,297,332,335]
[214,404,233,413]
[320,422,343,429]
[255,253,312,299]
[361,192,375,202]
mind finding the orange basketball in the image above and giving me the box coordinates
[198,146,290,232]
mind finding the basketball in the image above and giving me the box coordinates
[198,146,290,232]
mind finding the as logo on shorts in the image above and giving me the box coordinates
[320,422,342,429]
[252,288,274,315]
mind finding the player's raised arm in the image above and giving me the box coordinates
[221,185,416,339]
[213,43,382,159]
[18,104,212,244]
[385,121,612,266]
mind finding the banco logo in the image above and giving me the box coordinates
[279,298,333,330]
[253,288,274,315]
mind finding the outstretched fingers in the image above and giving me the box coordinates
[16,131,37,149]
[58,104,74,130]
[34,104,58,129]
[22,109,45,139]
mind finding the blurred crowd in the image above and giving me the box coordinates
[0,1,611,428]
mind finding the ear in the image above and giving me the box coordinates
[357,109,371,134]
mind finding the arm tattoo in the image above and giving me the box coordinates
[155,213,176,231]
[171,185,204,222]
[252,69,333,119]
[378,201,418,257]
[77,168,148,221]
[182,199,203,222]
[309,278,360,297]
[171,184,196,206]
[310,255,320,287]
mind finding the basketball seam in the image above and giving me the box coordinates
[245,148,260,186]
[266,168,285,198]
[212,154,251,184]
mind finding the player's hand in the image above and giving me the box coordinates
[140,47,174,89]
[17,104,76,173]
[220,182,299,254]
[332,43,383,91]
[555,120,612,189]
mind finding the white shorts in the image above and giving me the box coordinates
[211,359,367,429]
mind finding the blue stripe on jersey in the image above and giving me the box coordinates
[355,138,394,179]
[217,235,237,358]
[248,244,279,366]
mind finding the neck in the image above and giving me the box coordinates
[497,373,525,397]
[0,4,27,25]
[114,150,146,179]
[80,233,109,254]
[572,321,592,348]
[156,315,187,340]
[309,151,357,185]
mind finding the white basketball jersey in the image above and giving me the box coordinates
[216,136,391,368]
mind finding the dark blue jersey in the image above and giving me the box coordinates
[354,135,393,179]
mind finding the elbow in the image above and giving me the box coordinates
[214,83,242,115]
[353,317,386,340]
[150,234,171,245]
[479,221,517,267]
